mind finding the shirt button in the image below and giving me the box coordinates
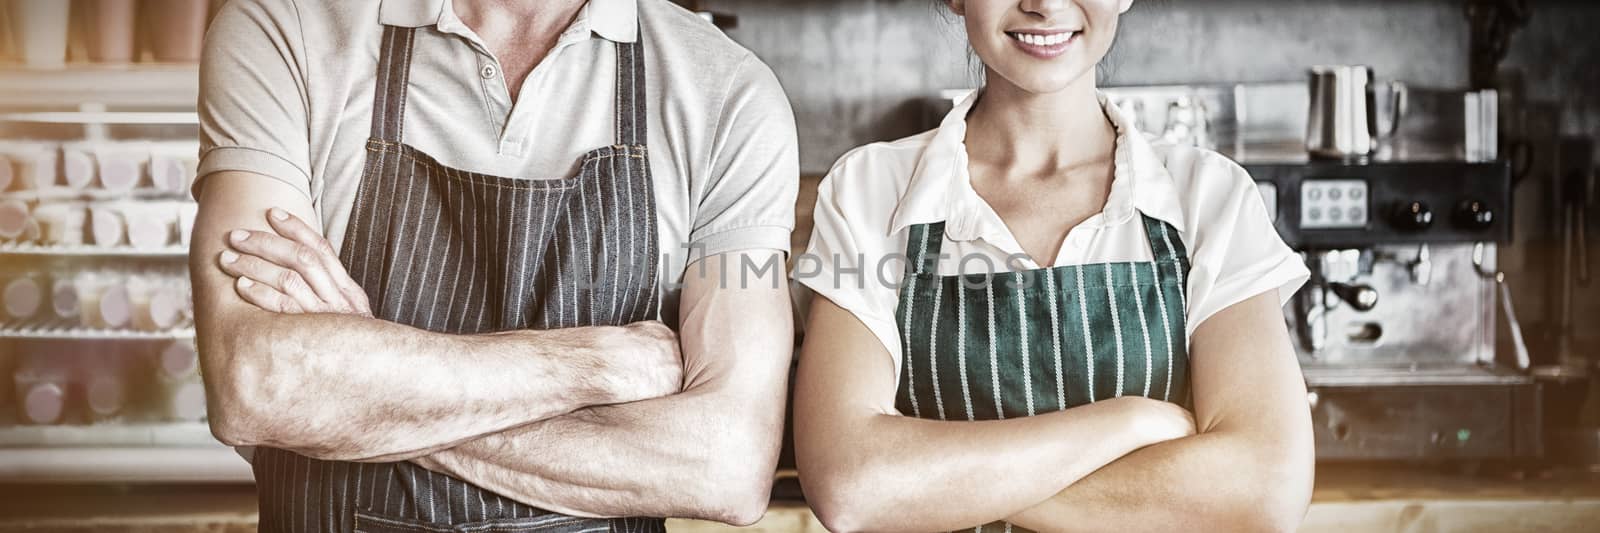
[480,64,498,79]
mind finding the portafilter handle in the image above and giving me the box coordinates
[1329,282,1380,312]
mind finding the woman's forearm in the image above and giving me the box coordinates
[795,298,1195,532]
[800,397,1184,533]
[1007,429,1314,533]
[1006,292,1318,532]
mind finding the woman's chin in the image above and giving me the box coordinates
[988,67,1095,97]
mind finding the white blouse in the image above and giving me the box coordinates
[798,90,1309,368]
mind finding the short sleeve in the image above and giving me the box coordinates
[796,162,905,363]
[194,0,313,200]
[687,55,799,257]
[1183,159,1309,335]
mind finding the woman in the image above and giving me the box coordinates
[793,1,1314,532]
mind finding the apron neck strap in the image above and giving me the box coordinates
[1140,214,1190,270]
[370,25,418,144]
[904,222,947,275]
[368,27,647,148]
[614,41,647,146]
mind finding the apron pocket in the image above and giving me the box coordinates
[352,509,594,533]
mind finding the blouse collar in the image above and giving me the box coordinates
[887,89,1187,242]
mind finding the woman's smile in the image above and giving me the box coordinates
[1004,29,1081,59]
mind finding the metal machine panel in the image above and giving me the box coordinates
[1291,245,1497,371]
[1311,384,1543,460]
[1247,160,1512,248]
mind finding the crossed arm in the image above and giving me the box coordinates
[795,291,1313,532]
[193,171,791,524]
[1003,290,1315,532]
[403,249,792,523]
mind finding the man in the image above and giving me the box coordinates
[191,0,798,531]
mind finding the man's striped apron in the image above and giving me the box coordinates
[250,25,665,533]
[894,215,1192,533]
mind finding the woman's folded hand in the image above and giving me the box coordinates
[1102,396,1197,447]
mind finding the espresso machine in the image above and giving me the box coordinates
[988,77,1543,460]
[1247,159,1540,460]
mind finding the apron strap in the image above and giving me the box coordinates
[1141,214,1191,272]
[369,26,642,147]
[904,222,947,275]
[614,41,647,146]
[370,25,417,144]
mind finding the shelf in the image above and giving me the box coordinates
[0,242,188,258]
[0,188,195,208]
[0,445,251,483]
[1302,365,1533,387]
[0,187,193,203]
[0,111,198,125]
[0,65,198,109]
[0,422,215,448]
[0,318,193,340]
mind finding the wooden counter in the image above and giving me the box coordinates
[2,465,1597,532]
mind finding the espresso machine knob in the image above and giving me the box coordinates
[1390,201,1434,231]
[1453,199,1495,231]
[1329,282,1379,312]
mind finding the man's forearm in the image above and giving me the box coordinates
[203,308,662,462]
[1007,430,1314,533]
[413,378,786,525]
[411,251,793,526]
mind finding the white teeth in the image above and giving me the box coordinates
[1012,32,1074,47]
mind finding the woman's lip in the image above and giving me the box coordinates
[1006,31,1079,59]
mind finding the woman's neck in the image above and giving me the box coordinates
[963,72,1117,181]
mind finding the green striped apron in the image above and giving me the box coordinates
[894,214,1192,533]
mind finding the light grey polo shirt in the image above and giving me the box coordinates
[198,0,798,320]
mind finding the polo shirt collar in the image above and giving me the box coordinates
[378,0,438,27]
[379,0,639,43]
[587,0,640,43]
[887,89,1188,243]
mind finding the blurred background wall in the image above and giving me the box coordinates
[710,0,1599,174]
[714,0,1600,355]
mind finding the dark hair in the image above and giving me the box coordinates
[932,1,986,85]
